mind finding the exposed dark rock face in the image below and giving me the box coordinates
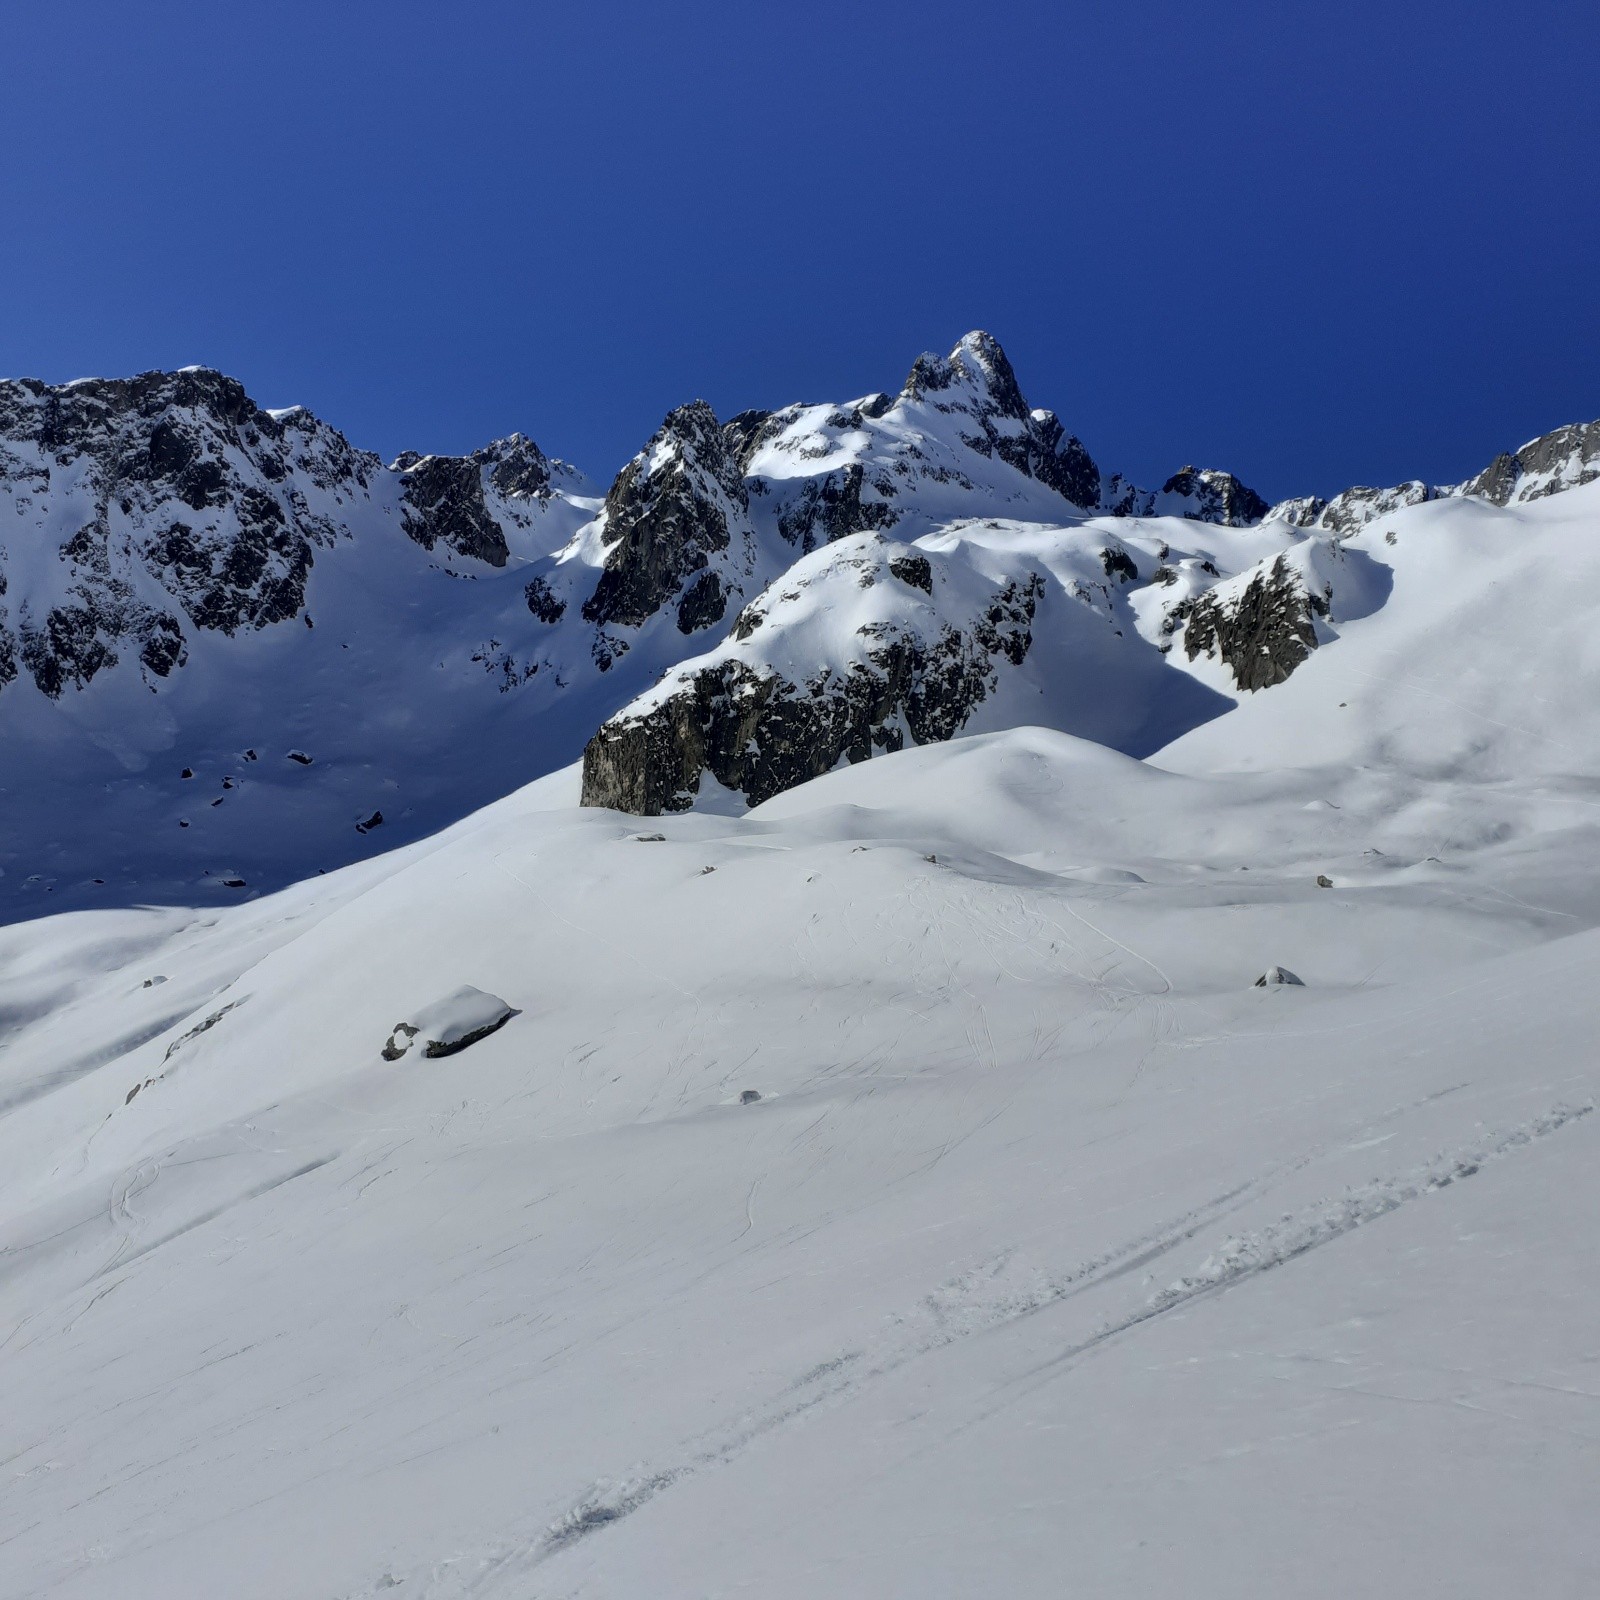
[479,432,555,500]
[676,570,727,634]
[395,433,559,567]
[1099,473,1151,518]
[1462,419,1600,504]
[1099,466,1269,527]
[722,409,776,474]
[0,369,373,696]
[0,370,571,702]
[1265,495,1329,529]
[897,333,1105,510]
[19,605,116,697]
[1028,412,1102,509]
[150,489,314,631]
[1100,545,1138,583]
[1320,481,1433,537]
[888,553,933,593]
[904,331,1030,423]
[582,401,750,631]
[580,569,1044,814]
[1160,467,1270,527]
[397,453,511,567]
[775,463,897,551]
[1183,554,1330,692]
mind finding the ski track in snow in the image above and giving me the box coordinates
[368,1097,1592,1596]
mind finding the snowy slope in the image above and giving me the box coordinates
[1,724,1598,1597]
[1160,477,1600,782]
[4,347,1600,1594]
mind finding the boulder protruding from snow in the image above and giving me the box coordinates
[1254,966,1305,988]
[381,986,518,1061]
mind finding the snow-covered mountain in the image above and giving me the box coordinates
[578,368,1597,813]
[3,336,1598,913]
[3,337,1600,1596]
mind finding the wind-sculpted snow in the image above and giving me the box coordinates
[3,724,1600,1596]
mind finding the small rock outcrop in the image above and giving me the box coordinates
[1182,553,1331,692]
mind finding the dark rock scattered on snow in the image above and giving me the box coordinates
[164,1000,240,1061]
[739,1089,762,1104]
[355,811,383,834]
[286,750,314,764]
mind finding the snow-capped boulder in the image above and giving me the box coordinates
[381,985,518,1060]
[1254,966,1305,987]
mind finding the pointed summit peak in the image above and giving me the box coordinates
[901,330,1029,421]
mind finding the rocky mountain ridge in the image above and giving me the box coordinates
[2,335,1596,900]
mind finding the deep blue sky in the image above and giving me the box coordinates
[2,1,1596,501]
